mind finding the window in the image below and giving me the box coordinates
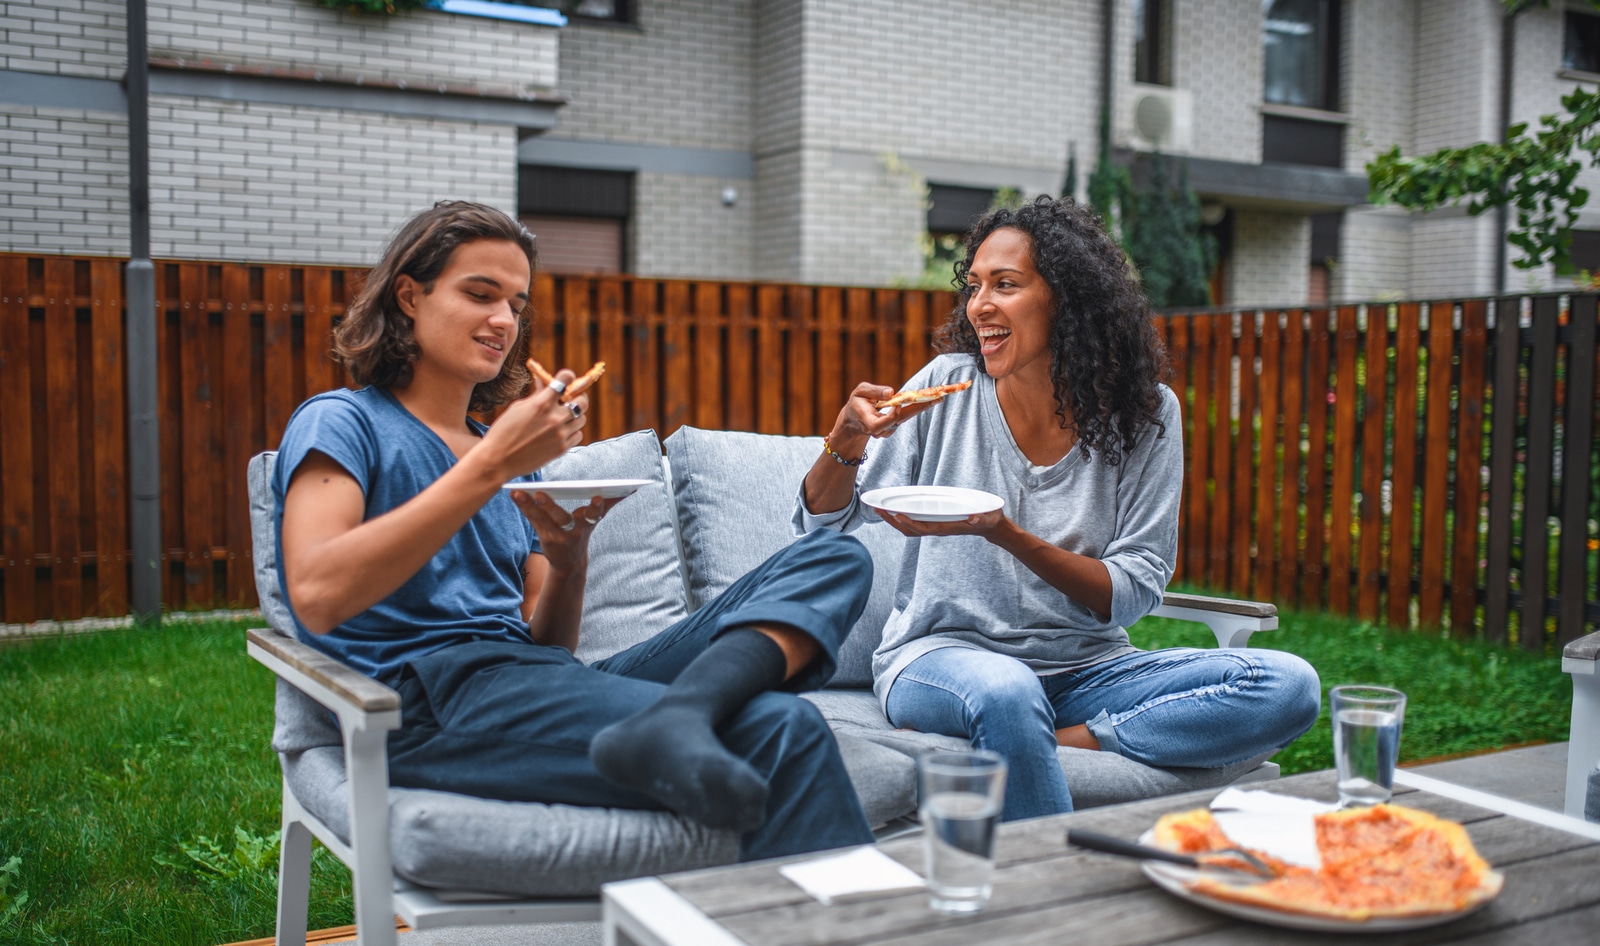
[1569,229,1600,273]
[503,0,632,24]
[1565,11,1600,74]
[1263,0,1339,110]
[1134,0,1170,86]
[519,165,633,274]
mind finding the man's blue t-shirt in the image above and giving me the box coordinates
[270,386,540,682]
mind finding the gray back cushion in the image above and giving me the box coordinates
[248,451,293,637]
[543,429,692,665]
[663,427,905,687]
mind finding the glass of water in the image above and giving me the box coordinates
[917,749,1006,915]
[1330,685,1406,807]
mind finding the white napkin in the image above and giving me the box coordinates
[1208,788,1339,870]
[778,846,926,905]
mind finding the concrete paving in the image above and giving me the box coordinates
[381,742,1578,945]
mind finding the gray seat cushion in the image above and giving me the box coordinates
[664,426,905,687]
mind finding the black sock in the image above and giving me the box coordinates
[589,630,790,831]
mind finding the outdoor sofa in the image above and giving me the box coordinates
[246,426,1283,939]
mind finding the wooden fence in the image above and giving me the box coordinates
[1,253,1596,651]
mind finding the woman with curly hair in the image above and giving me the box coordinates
[797,195,1319,820]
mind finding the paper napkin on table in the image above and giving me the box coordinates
[779,846,926,905]
[1208,788,1339,870]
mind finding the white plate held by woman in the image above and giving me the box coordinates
[502,479,651,500]
[861,486,1004,522]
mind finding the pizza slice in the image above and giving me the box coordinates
[874,379,973,410]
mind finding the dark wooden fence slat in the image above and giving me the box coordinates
[724,284,754,433]
[1,257,36,622]
[528,274,558,385]
[692,282,723,434]
[1451,300,1490,633]
[1559,295,1598,645]
[595,278,627,442]
[1184,316,1211,585]
[900,293,929,385]
[1230,311,1257,596]
[178,264,214,609]
[626,281,661,435]
[1252,311,1281,602]
[1207,314,1233,590]
[44,258,82,618]
[1358,305,1389,621]
[1277,310,1305,609]
[662,281,692,439]
[1419,302,1457,629]
[1484,298,1522,644]
[220,264,254,606]
[844,289,874,402]
[1303,308,1332,610]
[873,291,901,395]
[756,285,784,435]
[302,267,336,399]
[1520,297,1560,649]
[816,288,844,433]
[1388,303,1422,630]
[564,279,594,383]
[261,266,294,450]
[1329,305,1360,615]
[90,259,127,615]
[786,286,816,436]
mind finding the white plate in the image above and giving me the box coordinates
[860,486,1003,522]
[501,479,651,500]
[1136,829,1496,933]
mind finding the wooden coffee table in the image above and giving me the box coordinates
[602,769,1600,946]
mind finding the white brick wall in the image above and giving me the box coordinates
[555,0,750,149]
[2,0,125,80]
[1344,0,1414,171]
[1409,211,1498,298]
[146,96,515,263]
[801,149,927,286]
[1228,209,1310,306]
[1413,0,1499,152]
[0,103,128,255]
[632,172,753,280]
[754,147,804,282]
[1338,205,1411,301]
[1172,0,1261,164]
[148,0,558,95]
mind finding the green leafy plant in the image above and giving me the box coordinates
[1,855,29,928]
[156,826,279,883]
[1123,156,1216,307]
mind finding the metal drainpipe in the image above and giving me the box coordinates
[126,0,161,623]
[1495,8,1514,296]
[1101,0,1117,161]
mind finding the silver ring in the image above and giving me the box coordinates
[582,514,600,525]
[547,378,568,397]
[568,402,583,418]
[560,519,576,532]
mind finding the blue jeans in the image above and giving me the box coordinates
[386,529,877,861]
[884,645,1321,821]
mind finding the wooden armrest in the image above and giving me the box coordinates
[1565,631,1600,664]
[247,627,400,714]
[1160,592,1276,619]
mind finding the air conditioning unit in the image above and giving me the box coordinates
[1120,83,1194,154]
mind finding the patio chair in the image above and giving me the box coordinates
[1563,630,1600,820]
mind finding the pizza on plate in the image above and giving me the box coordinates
[1150,803,1503,921]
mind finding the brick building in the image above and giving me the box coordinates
[4,0,1598,305]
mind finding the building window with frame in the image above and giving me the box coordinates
[500,0,632,24]
[519,165,633,275]
[1263,0,1339,110]
[1134,0,1171,86]
[1565,10,1600,74]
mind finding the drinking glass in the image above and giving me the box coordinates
[1330,685,1406,807]
[917,749,1006,915]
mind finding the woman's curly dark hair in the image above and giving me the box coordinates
[335,200,537,413]
[937,195,1170,466]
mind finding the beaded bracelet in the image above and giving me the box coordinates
[822,435,867,467]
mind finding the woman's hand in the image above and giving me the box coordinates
[877,509,1008,539]
[832,382,943,443]
[510,491,627,574]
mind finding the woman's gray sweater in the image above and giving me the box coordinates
[793,354,1183,707]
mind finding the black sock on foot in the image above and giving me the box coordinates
[590,630,790,831]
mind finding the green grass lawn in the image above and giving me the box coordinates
[0,611,1574,945]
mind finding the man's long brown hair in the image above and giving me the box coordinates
[335,200,538,413]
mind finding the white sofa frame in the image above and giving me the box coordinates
[1564,630,1600,819]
